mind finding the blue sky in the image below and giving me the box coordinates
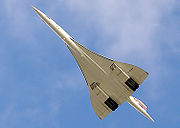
[0,0,180,127]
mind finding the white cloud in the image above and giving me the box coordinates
[53,0,176,100]
[39,0,176,100]
[2,0,37,41]
[1,0,177,100]
[1,0,179,126]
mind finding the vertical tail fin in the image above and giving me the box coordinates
[127,96,154,122]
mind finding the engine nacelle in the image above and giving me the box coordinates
[110,63,139,91]
[90,82,118,111]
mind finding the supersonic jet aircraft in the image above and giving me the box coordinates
[32,7,154,122]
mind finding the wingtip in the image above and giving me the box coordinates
[98,116,102,120]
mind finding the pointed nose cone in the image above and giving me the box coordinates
[32,6,45,19]
[32,6,40,15]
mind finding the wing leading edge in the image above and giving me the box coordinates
[68,38,148,119]
[32,7,151,121]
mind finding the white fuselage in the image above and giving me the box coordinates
[33,7,82,56]
[33,6,154,122]
[33,7,108,75]
[128,96,154,122]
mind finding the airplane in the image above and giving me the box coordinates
[32,6,154,122]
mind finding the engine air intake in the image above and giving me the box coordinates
[104,97,118,111]
[125,78,139,91]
